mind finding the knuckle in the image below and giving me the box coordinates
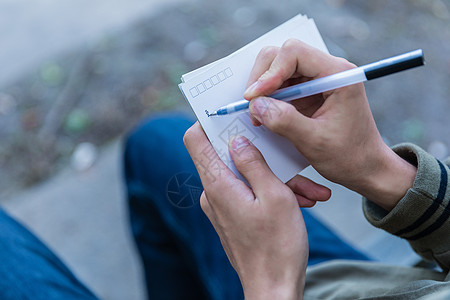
[281,39,308,59]
[333,57,357,72]
[235,145,259,165]
[258,46,279,60]
[183,125,194,147]
[263,184,291,203]
[258,68,284,88]
[281,38,302,51]
[183,122,201,149]
[200,192,210,214]
[233,145,262,172]
[206,172,231,194]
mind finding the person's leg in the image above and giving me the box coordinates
[0,208,98,300]
[124,113,370,299]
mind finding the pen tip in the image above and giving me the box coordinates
[209,111,217,117]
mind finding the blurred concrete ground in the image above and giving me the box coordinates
[0,0,182,86]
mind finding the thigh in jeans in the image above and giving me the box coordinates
[0,208,98,300]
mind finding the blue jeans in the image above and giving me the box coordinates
[0,113,370,299]
[0,208,98,299]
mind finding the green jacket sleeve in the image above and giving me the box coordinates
[363,143,450,271]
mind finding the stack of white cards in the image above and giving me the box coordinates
[179,14,328,183]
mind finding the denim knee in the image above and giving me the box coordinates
[123,113,195,188]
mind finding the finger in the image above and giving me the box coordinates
[184,123,253,209]
[246,46,280,90]
[183,122,235,190]
[246,46,279,126]
[244,39,354,100]
[294,195,318,208]
[250,114,262,127]
[249,96,314,145]
[229,135,285,198]
[286,175,331,202]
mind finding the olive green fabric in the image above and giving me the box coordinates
[304,143,450,299]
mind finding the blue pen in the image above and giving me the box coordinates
[208,49,424,116]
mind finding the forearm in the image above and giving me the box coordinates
[363,143,450,269]
[352,142,417,211]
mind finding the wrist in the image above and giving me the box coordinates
[355,143,417,211]
[240,259,306,300]
[243,275,305,300]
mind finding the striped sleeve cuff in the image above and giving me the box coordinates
[363,143,450,267]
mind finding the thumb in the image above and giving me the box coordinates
[249,97,314,144]
[229,135,282,195]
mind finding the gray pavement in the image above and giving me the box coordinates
[0,0,183,87]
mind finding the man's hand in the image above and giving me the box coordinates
[184,123,330,300]
[244,39,417,211]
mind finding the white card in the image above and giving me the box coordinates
[179,14,328,183]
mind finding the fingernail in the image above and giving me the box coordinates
[230,135,250,151]
[250,97,269,123]
[244,81,260,97]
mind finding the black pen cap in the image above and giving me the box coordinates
[363,49,425,80]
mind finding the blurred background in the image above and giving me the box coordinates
[0,0,449,299]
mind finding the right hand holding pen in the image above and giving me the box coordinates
[244,39,417,210]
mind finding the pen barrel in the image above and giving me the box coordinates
[214,49,424,116]
[362,49,424,80]
[219,99,249,115]
[270,67,367,102]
